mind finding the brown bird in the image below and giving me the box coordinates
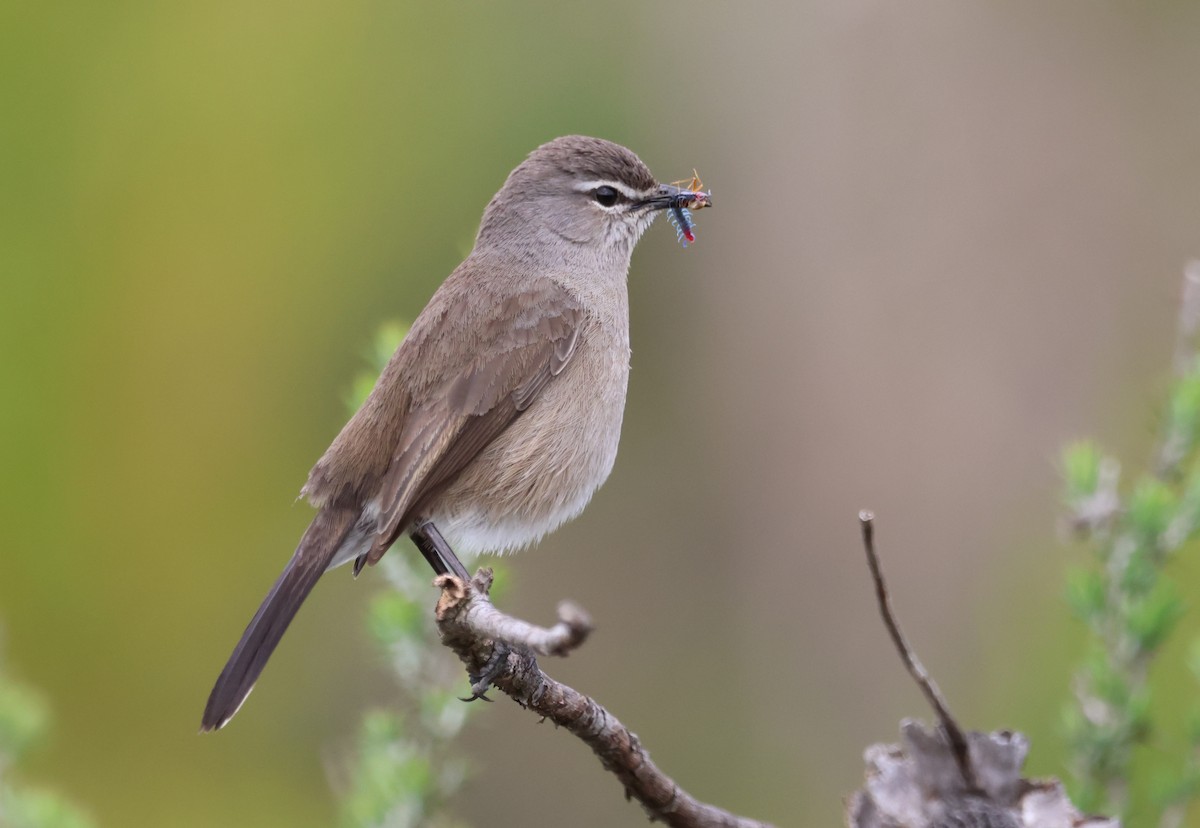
[201,135,711,731]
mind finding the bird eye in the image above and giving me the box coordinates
[592,186,620,207]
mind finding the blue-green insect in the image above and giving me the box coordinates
[668,202,695,247]
[666,170,709,248]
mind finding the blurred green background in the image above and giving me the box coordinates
[3,2,1200,825]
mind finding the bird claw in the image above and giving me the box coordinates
[461,640,511,702]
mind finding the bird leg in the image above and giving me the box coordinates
[410,520,472,581]
[409,523,508,699]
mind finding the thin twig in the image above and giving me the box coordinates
[433,570,776,828]
[857,510,976,791]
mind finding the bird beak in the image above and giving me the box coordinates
[638,183,713,213]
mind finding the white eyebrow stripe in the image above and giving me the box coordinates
[574,179,652,201]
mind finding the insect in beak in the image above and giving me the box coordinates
[661,170,712,247]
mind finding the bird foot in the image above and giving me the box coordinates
[460,640,513,702]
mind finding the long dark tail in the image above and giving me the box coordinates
[201,507,357,731]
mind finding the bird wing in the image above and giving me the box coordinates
[363,278,583,564]
[204,278,581,731]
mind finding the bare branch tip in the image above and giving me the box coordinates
[471,567,495,591]
[859,512,876,549]
[433,573,466,595]
[557,600,593,630]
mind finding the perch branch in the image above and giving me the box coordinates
[433,569,775,828]
[439,571,591,658]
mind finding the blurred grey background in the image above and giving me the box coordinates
[3,2,1200,825]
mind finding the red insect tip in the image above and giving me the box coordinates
[683,227,695,243]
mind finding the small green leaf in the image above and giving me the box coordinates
[0,786,96,828]
[1063,441,1104,500]
[1167,374,1200,453]
[1120,544,1160,597]
[368,592,426,646]
[0,679,49,761]
[1127,478,1178,546]
[1127,584,1184,654]
[1065,567,1106,622]
[367,324,410,377]
[345,321,411,410]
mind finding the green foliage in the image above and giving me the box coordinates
[1062,338,1200,822]
[339,711,436,828]
[1127,479,1178,552]
[368,590,427,648]
[1,787,96,828]
[0,638,94,828]
[1127,583,1184,653]
[1063,440,1104,503]
[0,674,49,766]
[336,322,482,828]
[1166,372,1200,463]
[1065,567,1106,623]
[344,323,413,414]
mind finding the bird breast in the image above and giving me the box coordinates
[428,308,631,555]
